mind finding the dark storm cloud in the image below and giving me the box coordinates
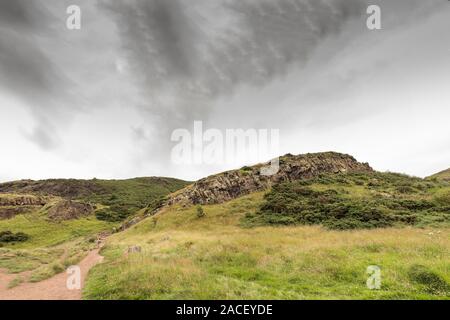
[217,0,364,88]
[0,0,74,150]
[101,0,367,162]
[0,0,50,31]
[0,0,57,97]
[103,0,365,101]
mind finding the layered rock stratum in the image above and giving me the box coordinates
[167,152,373,206]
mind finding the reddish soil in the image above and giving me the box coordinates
[0,247,103,300]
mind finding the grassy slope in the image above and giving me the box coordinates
[0,213,112,249]
[0,204,116,280]
[84,188,450,300]
[429,168,450,181]
[0,177,190,282]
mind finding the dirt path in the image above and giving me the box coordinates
[0,246,104,300]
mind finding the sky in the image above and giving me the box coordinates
[0,0,449,182]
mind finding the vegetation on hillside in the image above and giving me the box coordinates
[0,230,29,244]
[0,209,114,281]
[84,192,450,300]
[0,177,190,285]
[0,177,190,223]
[429,168,450,182]
[1,166,449,299]
[244,172,450,230]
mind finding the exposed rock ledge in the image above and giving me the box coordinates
[47,200,95,221]
[167,152,373,206]
[0,195,46,207]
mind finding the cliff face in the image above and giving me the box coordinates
[0,195,47,219]
[168,152,373,206]
[0,195,46,206]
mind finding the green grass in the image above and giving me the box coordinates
[7,276,25,289]
[0,210,114,277]
[0,212,114,249]
[0,247,64,273]
[84,192,450,300]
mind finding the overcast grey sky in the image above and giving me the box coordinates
[0,0,449,182]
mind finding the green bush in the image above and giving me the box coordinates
[396,185,416,194]
[252,185,403,230]
[147,196,168,213]
[244,172,450,230]
[408,265,450,294]
[0,231,30,243]
[196,206,206,218]
[95,206,129,222]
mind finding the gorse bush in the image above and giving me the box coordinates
[251,185,406,230]
[0,230,30,243]
[196,205,206,218]
[245,172,450,230]
[95,206,129,222]
[407,265,450,295]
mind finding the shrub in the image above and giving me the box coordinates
[147,196,168,213]
[408,265,450,294]
[95,206,129,222]
[0,231,30,243]
[247,181,417,230]
[396,185,416,194]
[109,194,118,201]
[244,172,450,230]
[196,206,206,218]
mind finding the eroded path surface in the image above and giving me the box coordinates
[0,247,104,300]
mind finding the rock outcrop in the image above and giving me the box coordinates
[0,195,47,220]
[0,179,107,199]
[47,200,95,221]
[0,206,38,220]
[0,195,46,206]
[168,152,373,206]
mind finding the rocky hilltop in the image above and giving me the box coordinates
[168,152,373,206]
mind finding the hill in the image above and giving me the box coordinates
[83,154,450,300]
[0,177,190,222]
[168,152,372,206]
[85,187,450,300]
[428,168,450,182]
[1,153,449,299]
[0,177,190,285]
